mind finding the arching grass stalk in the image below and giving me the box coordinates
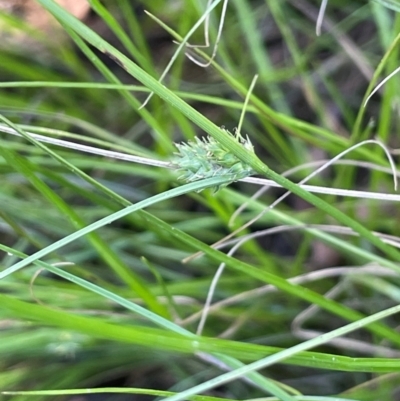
[140,0,223,108]
[0,173,237,281]
[353,28,400,140]
[177,0,229,68]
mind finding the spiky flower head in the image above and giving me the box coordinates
[171,129,256,192]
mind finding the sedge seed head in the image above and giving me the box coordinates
[171,129,256,192]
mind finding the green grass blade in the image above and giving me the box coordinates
[161,304,400,401]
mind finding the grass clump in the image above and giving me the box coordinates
[1,1,400,400]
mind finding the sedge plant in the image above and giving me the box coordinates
[2,1,400,400]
